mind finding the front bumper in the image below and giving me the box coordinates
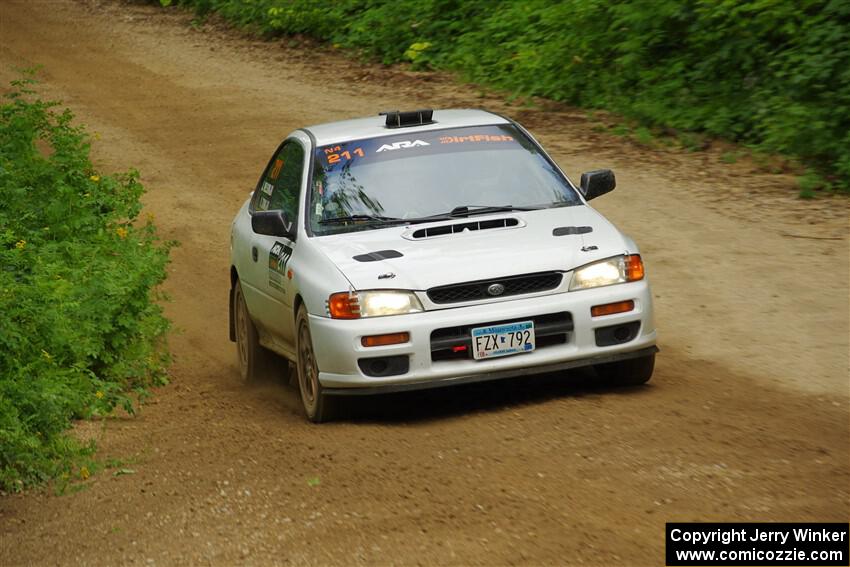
[309,280,657,393]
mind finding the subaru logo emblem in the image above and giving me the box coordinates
[487,283,505,296]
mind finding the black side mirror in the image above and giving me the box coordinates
[252,210,295,240]
[579,169,616,200]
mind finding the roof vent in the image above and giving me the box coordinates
[380,109,434,129]
[410,217,519,239]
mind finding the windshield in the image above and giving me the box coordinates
[309,124,580,235]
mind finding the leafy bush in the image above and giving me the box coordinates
[165,0,849,192]
[0,75,172,491]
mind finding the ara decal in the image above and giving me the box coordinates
[375,140,430,152]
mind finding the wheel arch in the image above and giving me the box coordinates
[228,266,239,342]
[293,293,305,320]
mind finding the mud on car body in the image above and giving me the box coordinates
[230,109,658,422]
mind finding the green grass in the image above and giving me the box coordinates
[0,72,173,491]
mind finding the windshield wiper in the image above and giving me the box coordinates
[319,214,409,225]
[421,205,541,219]
[319,206,538,227]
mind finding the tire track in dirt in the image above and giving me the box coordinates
[0,1,847,565]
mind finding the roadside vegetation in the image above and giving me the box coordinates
[160,0,849,194]
[0,74,172,492]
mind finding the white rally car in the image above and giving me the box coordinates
[230,109,657,421]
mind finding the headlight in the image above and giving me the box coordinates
[569,255,644,291]
[328,290,423,319]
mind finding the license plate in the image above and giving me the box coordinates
[471,321,535,360]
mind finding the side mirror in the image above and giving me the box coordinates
[252,210,295,240]
[579,169,616,200]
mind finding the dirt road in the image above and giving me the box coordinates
[1,1,848,565]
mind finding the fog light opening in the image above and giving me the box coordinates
[614,326,633,341]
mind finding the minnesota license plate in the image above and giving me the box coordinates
[471,321,535,360]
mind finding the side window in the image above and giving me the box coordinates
[253,141,305,226]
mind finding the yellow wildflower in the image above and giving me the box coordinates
[95,391,104,399]
[90,175,100,182]
[80,466,90,480]
[115,227,128,239]
[404,41,432,61]
[15,240,26,250]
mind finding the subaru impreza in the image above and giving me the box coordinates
[229,109,657,421]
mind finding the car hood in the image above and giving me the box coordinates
[311,206,632,291]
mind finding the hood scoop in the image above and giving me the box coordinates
[407,217,520,240]
[352,249,404,262]
[553,226,592,236]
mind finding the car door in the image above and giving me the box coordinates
[240,139,306,355]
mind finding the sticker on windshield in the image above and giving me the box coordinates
[269,159,283,180]
[260,181,274,195]
[314,125,528,170]
[325,146,364,165]
[439,134,514,144]
[268,241,293,292]
[375,140,430,152]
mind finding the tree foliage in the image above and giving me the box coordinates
[169,0,850,191]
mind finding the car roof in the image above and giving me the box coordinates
[302,109,510,146]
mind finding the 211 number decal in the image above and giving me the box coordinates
[325,146,364,165]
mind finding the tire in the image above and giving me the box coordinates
[233,280,274,383]
[594,353,655,387]
[295,306,335,422]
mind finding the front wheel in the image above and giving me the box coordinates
[594,353,655,387]
[295,306,336,422]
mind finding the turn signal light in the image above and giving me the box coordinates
[591,300,635,317]
[626,255,645,281]
[361,332,410,347]
[328,292,360,319]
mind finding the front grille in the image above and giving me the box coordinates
[427,272,563,304]
[430,312,573,362]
